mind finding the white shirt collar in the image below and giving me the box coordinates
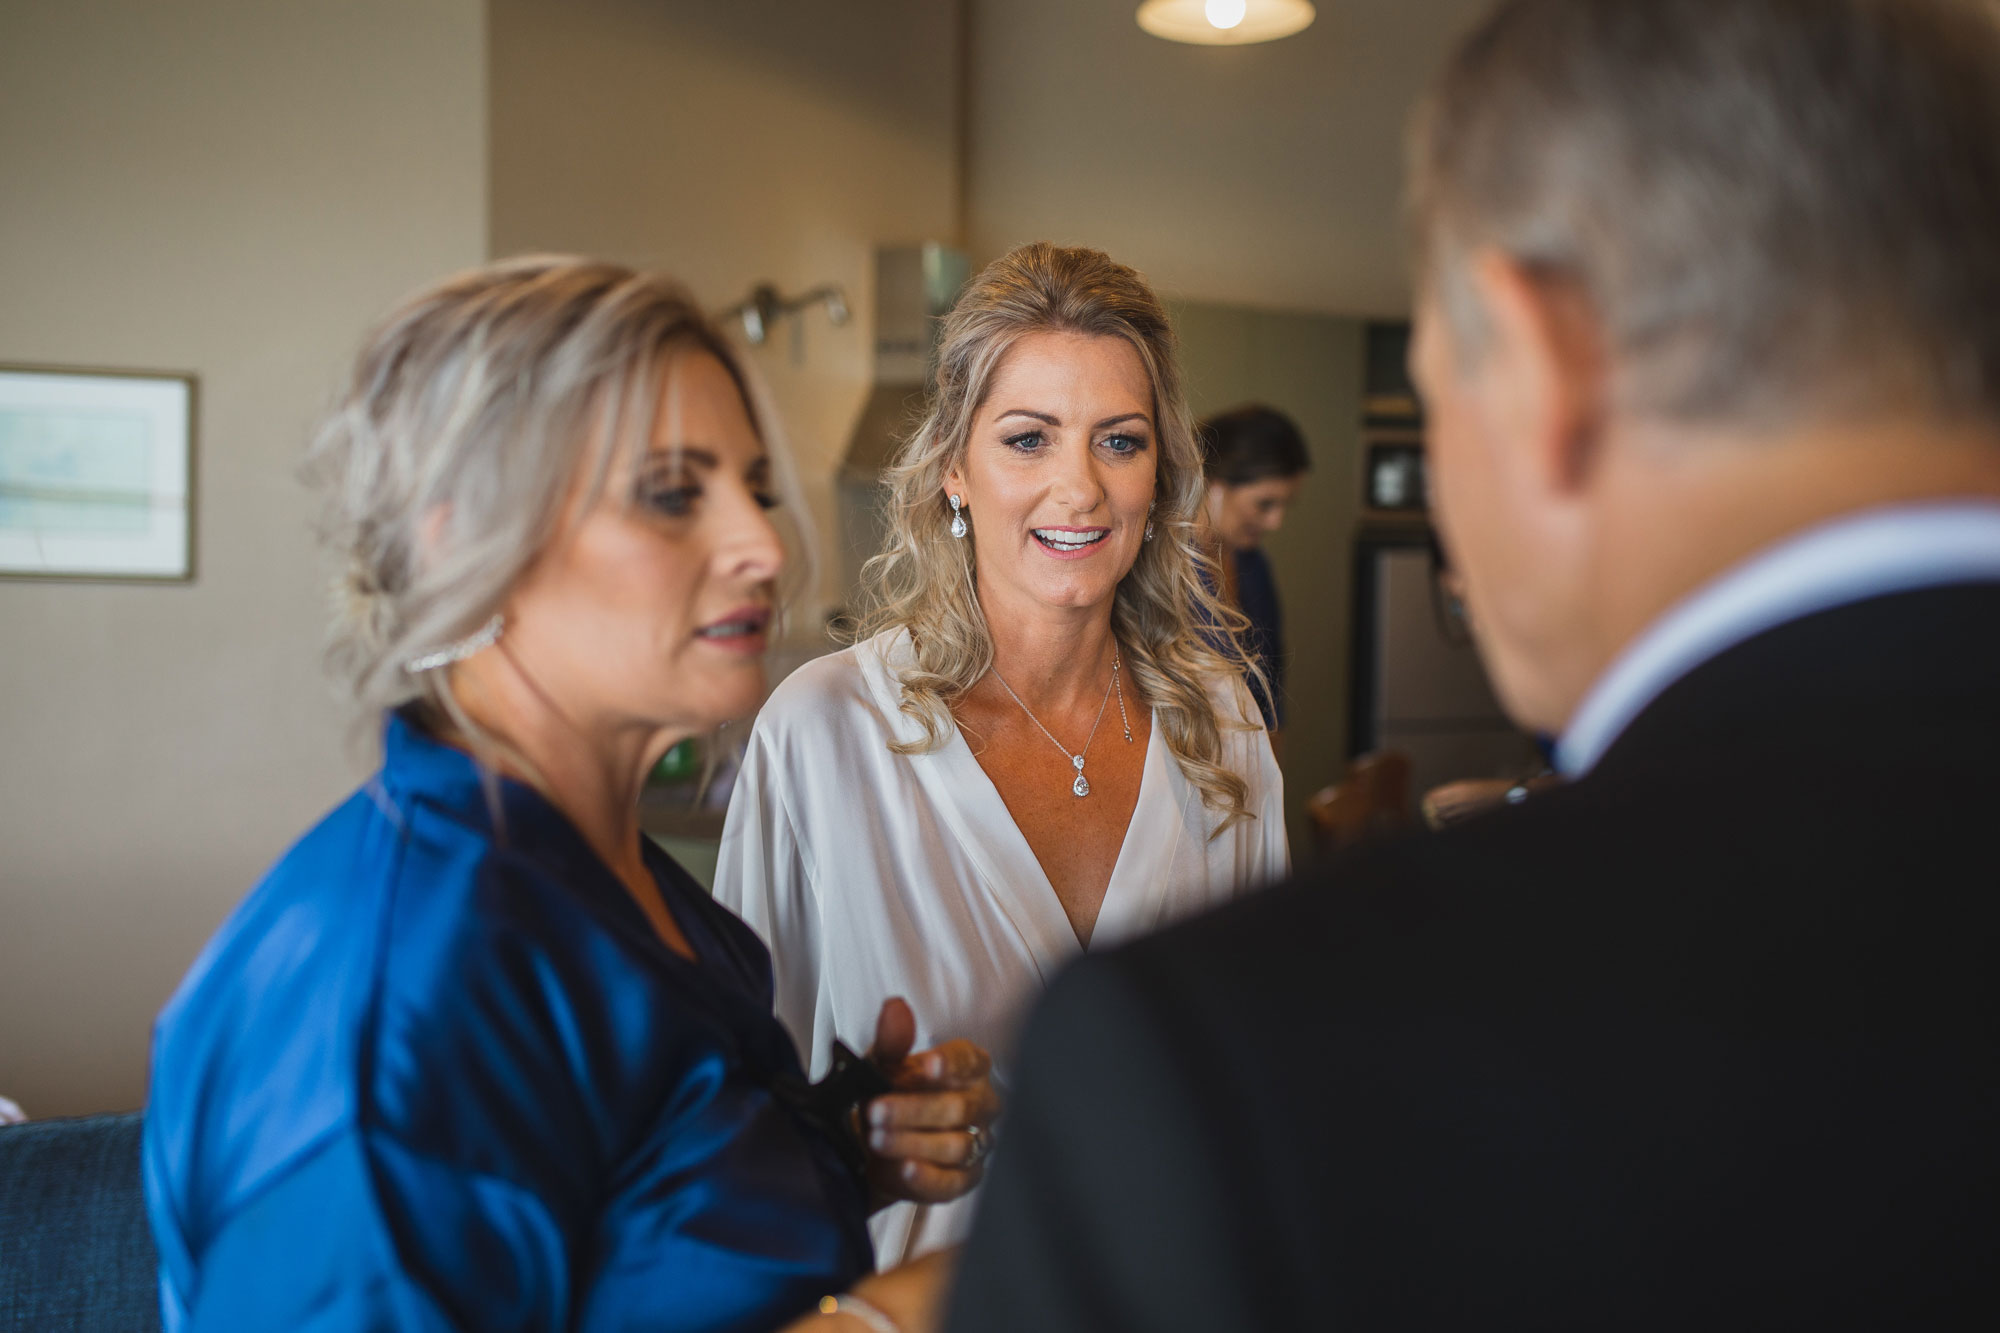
[1556,501,2000,776]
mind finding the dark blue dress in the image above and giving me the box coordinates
[143,714,873,1332]
[1197,546,1286,731]
[1232,546,1286,730]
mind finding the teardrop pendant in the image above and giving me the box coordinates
[1072,773,1091,797]
[950,511,968,540]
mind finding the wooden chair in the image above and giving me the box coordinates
[1306,780,1372,854]
[1348,750,1412,830]
[1306,749,1414,858]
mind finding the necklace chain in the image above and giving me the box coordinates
[989,651,1130,797]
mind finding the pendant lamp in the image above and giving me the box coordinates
[1136,0,1316,46]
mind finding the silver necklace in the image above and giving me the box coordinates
[989,651,1132,798]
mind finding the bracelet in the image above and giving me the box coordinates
[818,1293,901,1333]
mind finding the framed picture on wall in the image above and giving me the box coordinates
[1364,438,1427,513]
[0,364,196,581]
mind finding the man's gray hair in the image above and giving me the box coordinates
[1411,0,2000,429]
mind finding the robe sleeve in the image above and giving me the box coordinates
[172,902,603,1333]
[1224,680,1291,890]
[1247,723,1290,886]
[175,1127,572,1333]
[714,723,829,1074]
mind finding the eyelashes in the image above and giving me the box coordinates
[635,482,780,517]
[1000,430,1150,456]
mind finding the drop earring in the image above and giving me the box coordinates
[949,493,968,540]
[1144,499,1156,542]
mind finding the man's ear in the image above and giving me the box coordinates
[1464,249,1608,497]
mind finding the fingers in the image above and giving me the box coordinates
[867,1126,985,1168]
[870,997,916,1068]
[867,1085,999,1133]
[871,1154,986,1205]
[893,1038,991,1090]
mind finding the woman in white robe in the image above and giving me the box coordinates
[715,242,1289,1265]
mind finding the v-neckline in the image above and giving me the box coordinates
[857,632,1186,979]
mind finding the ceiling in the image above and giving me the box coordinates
[968,0,1492,316]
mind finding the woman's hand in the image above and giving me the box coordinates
[862,998,1000,1206]
[778,1250,958,1333]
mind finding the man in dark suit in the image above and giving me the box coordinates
[945,1,2000,1328]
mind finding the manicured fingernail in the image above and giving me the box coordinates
[869,1128,890,1150]
[868,1101,891,1126]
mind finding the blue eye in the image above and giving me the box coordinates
[1102,434,1147,455]
[1003,431,1046,452]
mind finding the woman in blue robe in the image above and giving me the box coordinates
[143,258,998,1333]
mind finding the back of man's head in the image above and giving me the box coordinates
[1411,0,2000,433]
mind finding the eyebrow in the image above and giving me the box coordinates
[648,445,719,469]
[642,446,771,477]
[995,410,1154,430]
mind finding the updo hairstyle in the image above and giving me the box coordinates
[303,255,787,736]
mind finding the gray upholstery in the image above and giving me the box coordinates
[0,1112,160,1332]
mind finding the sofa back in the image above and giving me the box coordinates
[0,1112,160,1332]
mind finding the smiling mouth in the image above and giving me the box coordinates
[1032,528,1110,553]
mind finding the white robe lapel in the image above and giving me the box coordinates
[858,634,1081,983]
[1088,716,1185,950]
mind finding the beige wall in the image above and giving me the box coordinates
[0,0,487,1117]
[967,0,1485,316]
[1,0,1430,1115]
[488,0,964,622]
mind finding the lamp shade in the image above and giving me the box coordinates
[1136,0,1316,46]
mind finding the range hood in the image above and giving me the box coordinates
[841,244,969,477]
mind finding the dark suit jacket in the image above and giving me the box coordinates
[948,585,2000,1331]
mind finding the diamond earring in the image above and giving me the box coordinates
[949,493,968,540]
[404,613,504,674]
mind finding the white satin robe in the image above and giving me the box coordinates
[713,629,1290,1266]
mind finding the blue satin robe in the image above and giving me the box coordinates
[143,714,873,1332]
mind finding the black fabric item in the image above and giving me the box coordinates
[948,584,2000,1332]
[1233,545,1285,729]
[0,1112,160,1332]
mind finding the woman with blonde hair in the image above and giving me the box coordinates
[714,241,1288,1263]
[143,257,997,1333]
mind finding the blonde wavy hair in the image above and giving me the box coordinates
[860,241,1264,832]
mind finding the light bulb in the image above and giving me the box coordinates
[1205,0,1248,30]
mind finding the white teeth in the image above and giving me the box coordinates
[1033,528,1108,551]
[698,619,761,638]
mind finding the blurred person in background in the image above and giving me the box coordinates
[1195,405,1310,745]
[714,242,1288,1266]
[144,258,997,1333]
[948,0,2000,1328]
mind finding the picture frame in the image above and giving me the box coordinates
[0,364,197,582]
[1363,436,1428,514]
